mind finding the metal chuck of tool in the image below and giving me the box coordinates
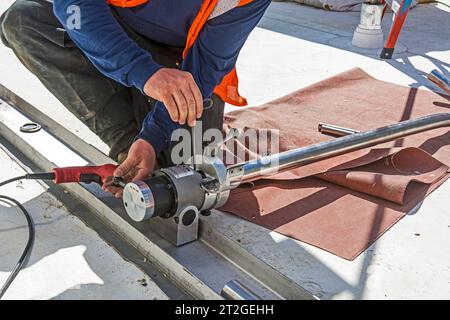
[122,99,231,246]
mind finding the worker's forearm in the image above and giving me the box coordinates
[53,0,162,91]
[137,101,180,154]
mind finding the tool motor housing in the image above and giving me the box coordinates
[122,156,230,246]
[123,165,205,222]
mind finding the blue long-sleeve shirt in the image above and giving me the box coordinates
[53,0,270,153]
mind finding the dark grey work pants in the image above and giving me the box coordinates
[0,0,225,163]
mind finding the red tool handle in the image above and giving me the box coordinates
[53,164,117,184]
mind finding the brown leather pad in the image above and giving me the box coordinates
[220,68,450,260]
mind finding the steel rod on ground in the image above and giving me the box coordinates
[228,113,450,185]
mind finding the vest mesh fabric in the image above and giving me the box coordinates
[208,0,240,20]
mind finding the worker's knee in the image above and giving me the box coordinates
[0,0,47,48]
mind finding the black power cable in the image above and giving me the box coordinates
[0,175,27,188]
[0,175,36,299]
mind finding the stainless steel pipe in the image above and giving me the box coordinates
[318,122,361,137]
[227,113,450,185]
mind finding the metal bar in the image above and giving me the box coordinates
[428,69,450,96]
[221,280,261,300]
[199,220,315,300]
[318,123,360,137]
[228,113,450,185]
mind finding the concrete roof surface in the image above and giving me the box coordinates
[0,0,449,299]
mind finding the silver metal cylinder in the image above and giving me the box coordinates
[227,113,450,185]
[428,69,450,96]
[123,181,156,222]
[318,122,360,137]
[221,280,261,300]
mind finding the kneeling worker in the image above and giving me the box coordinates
[0,0,271,196]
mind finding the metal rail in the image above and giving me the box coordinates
[227,113,450,185]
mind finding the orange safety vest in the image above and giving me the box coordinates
[107,0,252,106]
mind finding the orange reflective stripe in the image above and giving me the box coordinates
[184,0,251,106]
[238,0,255,6]
[106,0,149,7]
[183,0,218,59]
[183,0,255,58]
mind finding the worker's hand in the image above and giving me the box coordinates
[144,68,203,127]
[103,139,156,198]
